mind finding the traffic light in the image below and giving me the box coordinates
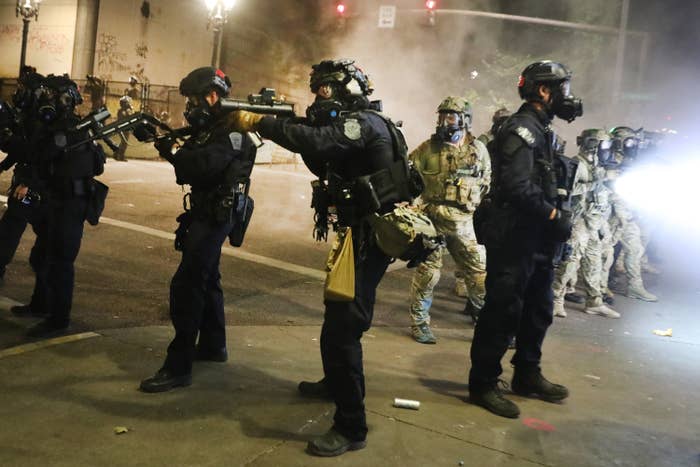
[425,0,436,26]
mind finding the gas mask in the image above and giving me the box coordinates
[35,86,79,123]
[435,111,465,143]
[183,95,214,129]
[549,80,583,123]
[578,136,612,166]
[306,98,344,126]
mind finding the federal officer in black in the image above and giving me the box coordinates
[140,67,256,393]
[0,69,44,286]
[231,59,414,456]
[19,74,105,338]
[469,61,583,418]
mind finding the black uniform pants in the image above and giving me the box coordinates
[163,216,233,376]
[469,244,554,391]
[30,196,88,326]
[321,229,392,442]
[0,198,29,277]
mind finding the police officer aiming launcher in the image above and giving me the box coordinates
[139,67,257,393]
[470,60,582,418]
[227,58,436,457]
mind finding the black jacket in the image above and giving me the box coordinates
[491,103,558,252]
[258,111,396,181]
[171,121,255,193]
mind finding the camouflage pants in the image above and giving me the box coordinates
[409,204,486,325]
[552,217,605,308]
[599,220,615,296]
[609,214,645,288]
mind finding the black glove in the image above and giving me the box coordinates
[132,122,157,142]
[551,210,573,242]
[154,136,176,161]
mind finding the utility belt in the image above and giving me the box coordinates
[189,185,241,224]
[327,167,407,227]
[48,177,93,198]
[183,183,254,248]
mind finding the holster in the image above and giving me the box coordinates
[85,179,109,226]
[174,210,192,252]
[228,193,254,247]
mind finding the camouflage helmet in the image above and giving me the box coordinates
[492,107,510,123]
[609,126,639,140]
[309,59,373,96]
[437,96,472,127]
[577,128,610,147]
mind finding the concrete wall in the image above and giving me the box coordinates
[94,0,214,86]
[0,0,78,77]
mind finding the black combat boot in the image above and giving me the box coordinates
[564,292,585,304]
[25,319,69,338]
[511,367,569,402]
[298,378,332,400]
[11,303,49,318]
[469,382,520,419]
[194,346,228,362]
[140,369,192,393]
[307,428,366,457]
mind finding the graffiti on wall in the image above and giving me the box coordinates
[96,32,128,79]
[135,41,148,59]
[0,24,69,54]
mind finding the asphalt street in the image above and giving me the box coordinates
[0,158,698,466]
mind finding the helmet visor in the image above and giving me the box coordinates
[559,80,571,97]
[438,111,461,127]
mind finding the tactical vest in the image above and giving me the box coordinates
[414,134,486,211]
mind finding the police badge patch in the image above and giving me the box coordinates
[515,126,535,146]
[229,132,243,150]
[343,119,362,140]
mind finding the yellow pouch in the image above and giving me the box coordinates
[323,227,355,302]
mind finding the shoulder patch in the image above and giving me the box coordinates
[515,126,535,146]
[229,132,243,151]
[343,119,362,141]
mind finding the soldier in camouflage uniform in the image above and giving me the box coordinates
[607,127,657,302]
[552,129,620,319]
[408,96,491,344]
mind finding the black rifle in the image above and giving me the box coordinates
[64,111,185,151]
[67,88,295,151]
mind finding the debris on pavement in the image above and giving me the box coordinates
[393,398,420,410]
[652,328,673,337]
[584,374,601,380]
[114,426,129,435]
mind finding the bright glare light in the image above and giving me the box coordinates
[426,0,436,9]
[204,0,216,11]
[615,156,700,235]
[222,0,235,10]
[336,3,345,14]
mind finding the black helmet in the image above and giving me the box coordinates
[518,61,571,100]
[518,60,582,123]
[306,59,374,125]
[179,67,231,97]
[34,74,81,123]
[12,69,45,110]
[309,59,373,96]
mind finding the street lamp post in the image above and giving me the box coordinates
[205,0,234,69]
[16,0,42,76]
